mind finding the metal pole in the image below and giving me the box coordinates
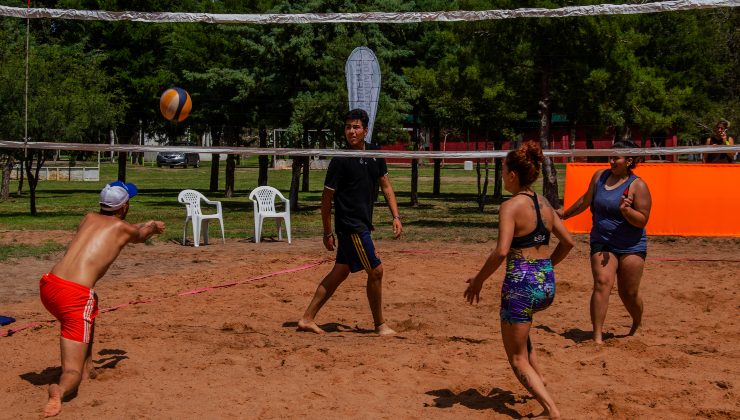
[24,0,30,158]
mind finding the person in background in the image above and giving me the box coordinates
[704,119,735,163]
[557,141,652,344]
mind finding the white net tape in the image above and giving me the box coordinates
[0,1,737,24]
[1,140,738,159]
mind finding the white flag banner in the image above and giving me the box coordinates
[346,47,381,144]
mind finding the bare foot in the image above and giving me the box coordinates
[375,323,396,336]
[531,409,561,419]
[593,332,604,344]
[297,319,324,334]
[628,321,640,336]
[43,384,62,417]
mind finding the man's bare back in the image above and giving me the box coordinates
[51,213,164,289]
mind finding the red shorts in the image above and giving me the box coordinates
[39,272,99,343]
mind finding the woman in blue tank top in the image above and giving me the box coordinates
[558,140,652,344]
[465,141,574,418]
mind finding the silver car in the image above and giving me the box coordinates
[156,142,200,168]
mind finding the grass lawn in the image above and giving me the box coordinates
[0,159,567,245]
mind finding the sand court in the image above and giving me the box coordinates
[1,230,738,419]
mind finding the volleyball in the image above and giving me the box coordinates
[159,87,192,122]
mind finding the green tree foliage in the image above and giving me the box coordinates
[0,17,123,212]
[1,1,738,214]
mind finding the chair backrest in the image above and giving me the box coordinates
[249,186,282,213]
[178,189,204,216]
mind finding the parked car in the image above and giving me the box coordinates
[156,142,200,168]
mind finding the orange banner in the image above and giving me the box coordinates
[563,163,740,237]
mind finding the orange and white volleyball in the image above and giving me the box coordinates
[159,87,192,122]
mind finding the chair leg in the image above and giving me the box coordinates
[193,216,201,247]
[253,214,259,243]
[203,220,210,246]
[284,216,291,244]
[255,216,262,243]
[182,218,189,246]
[276,218,283,241]
[219,217,225,244]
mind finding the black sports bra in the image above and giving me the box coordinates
[510,193,551,248]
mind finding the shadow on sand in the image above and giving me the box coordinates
[561,328,620,343]
[282,321,376,334]
[19,349,129,387]
[425,387,532,418]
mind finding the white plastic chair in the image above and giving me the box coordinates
[249,186,291,244]
[178,189,225,247]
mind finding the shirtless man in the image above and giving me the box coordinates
[39,181,165,417]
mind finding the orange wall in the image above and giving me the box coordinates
[563,163,740,237]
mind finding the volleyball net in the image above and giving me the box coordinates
[1,0,736,24]
[0,1,738,163]
[1,140,739,159]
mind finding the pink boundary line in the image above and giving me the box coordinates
[1,258,331,338]
[396,250,459,255]
[5,254,734,338]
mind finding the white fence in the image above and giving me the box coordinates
[10,164,100,181]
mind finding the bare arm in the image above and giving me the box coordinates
[548,209,574,266]
[127,220,165,244]
[620,178,651,228]
[321,187,335,251]
[464,202,515,304]
[378,175,402,238]
[558,169,604,220]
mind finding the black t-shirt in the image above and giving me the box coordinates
[324,156,388,234]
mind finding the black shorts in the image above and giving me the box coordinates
[590,242,646,259]
[336,231,382,273]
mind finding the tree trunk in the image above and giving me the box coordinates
[432,125,441,196]
[117,152,127,182]
[225,154,236,197]
[289,157,302,210]
[585,129,595,162]
[209,127,222,192]
[476,159,490,212]
[301,158,310,192]
[224,125,239,198]
[17,160,24,194]
[492,134,503,201]
[1,155,14,200]
[24,150,45,216]
[301,130,310,192]
[538,63,560,208]
[258,125,268,186]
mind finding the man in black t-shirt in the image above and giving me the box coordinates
[298,109,402,335]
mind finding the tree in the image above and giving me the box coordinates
[0,21,123,213]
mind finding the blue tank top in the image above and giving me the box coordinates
[590,170,647,253]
